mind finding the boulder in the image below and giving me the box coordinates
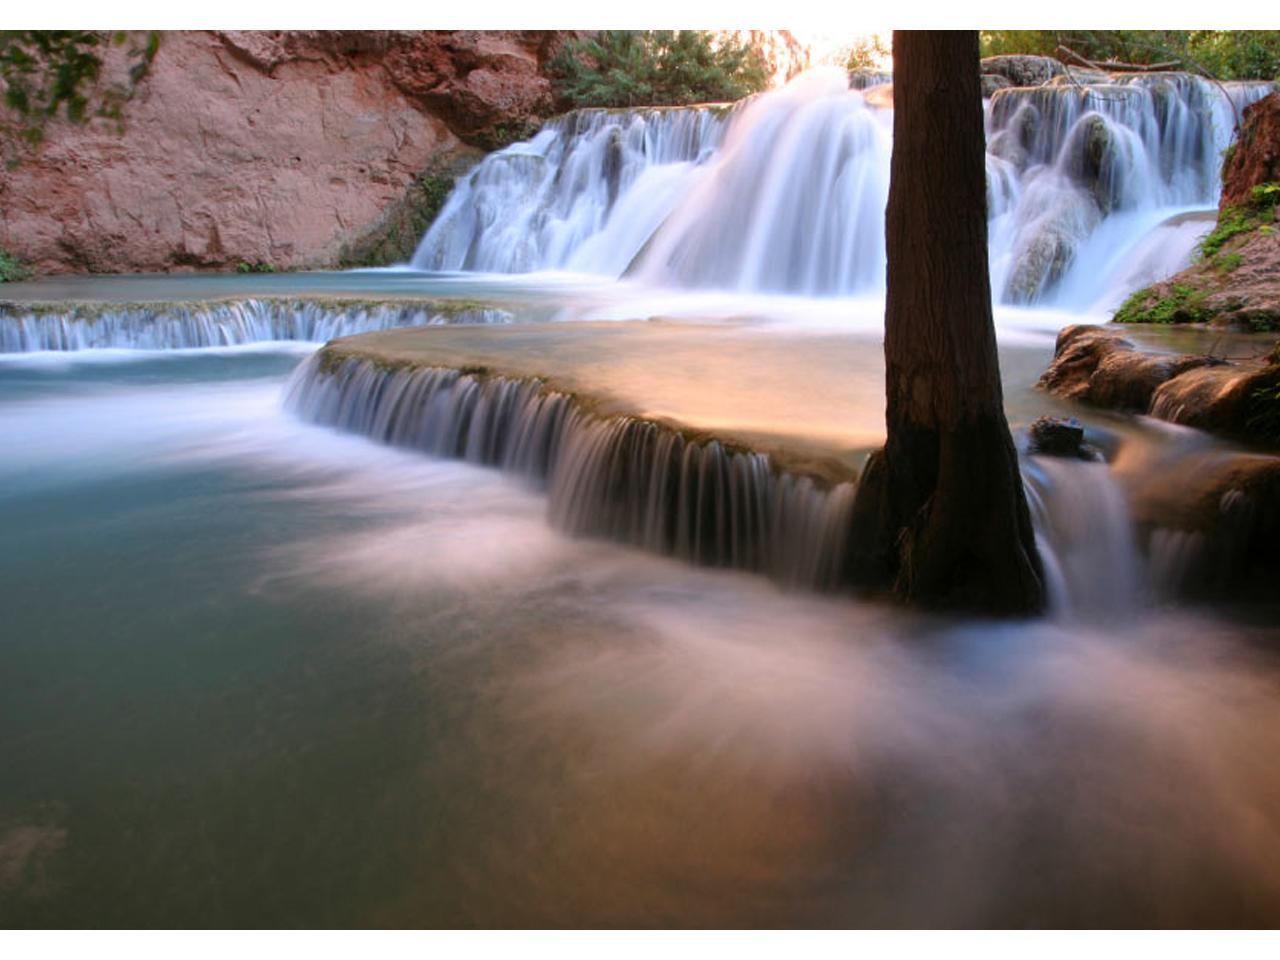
[1039,323,1280,447]
[1038,324,1220,411]
[1027,415,1101,460]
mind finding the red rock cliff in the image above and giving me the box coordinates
[0,31,574,274]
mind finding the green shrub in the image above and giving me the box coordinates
[236,261,277,274]
[0,247,32,282]
[1214,251,1244,272]
[1114,283,1213,324]
[1198,182,1279,258]
[978,30,1280,80]
[549,31,770,109]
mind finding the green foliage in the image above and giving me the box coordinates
[235,261,277,274]
[0,31,159,163]
[1246,379,1280,444]
[1199,182,1280,258]
[1113,283,1213,324]
[1214,251,1244,272]
[0,247,32,282]
[549,31,770,109]
[845,36,889,72]
[979,30,1280,80]
[337,167,461,268]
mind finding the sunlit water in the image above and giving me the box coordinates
[3,272,1280,928]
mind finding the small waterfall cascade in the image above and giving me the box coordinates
[412,106,730,276]
[413,68,1274,304]
[1024,455,1144,619]
[0,299,512,352]
[284,353,856,590]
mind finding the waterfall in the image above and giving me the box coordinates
[0,299,512,352]
[284,352,857,590]
[413,67,1274,305]
[1024,455,1143,619]
[412,106,730,276]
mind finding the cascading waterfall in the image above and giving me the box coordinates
[412,67,1274,306]
[284,352,857,590]
[626,71,892,295]
[413,106,729,276]
[988,73,1273,306]
[0,298,512,352]
[283,349,1160,607]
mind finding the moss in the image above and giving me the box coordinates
[1113,283,1214,325]
[1247,380,1280,445]
[1199,181,1280,259]
[1214,251,1244,273]
[471,121,540,153]
[336,165,467,268]
[0,247,32,282]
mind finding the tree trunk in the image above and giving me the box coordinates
[847,30,1044,615]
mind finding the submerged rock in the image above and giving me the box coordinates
[1129,451,1280,600]
[1027,416,1101,461]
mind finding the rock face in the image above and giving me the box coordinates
[1113,90,1280,331]
[1222,91,1280,210]
[1039,324,1280,447]
[0,31,575,274]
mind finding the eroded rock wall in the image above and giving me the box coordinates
[0,31,575,274]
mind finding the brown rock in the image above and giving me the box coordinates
[1038,324,1216,411]
[1221,90,1280,211]
[1040,323,1280,448]
[1151,361,1280,443]
[0,30,573,274]
[1127,450,1280,599]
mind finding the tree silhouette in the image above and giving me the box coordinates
[847,30,1044,614]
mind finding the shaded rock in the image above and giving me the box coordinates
[980,55,1066,88]
[1065,113,1120,213]
[1005,229,1074,304]
[1027,416,1101,460]
[1128,450,1280,600]
[1221,91,1280,211]
[1038,324,1220,411]
[1152,361,1280,445]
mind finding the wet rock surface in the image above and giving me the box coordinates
[1039,324,1280,448]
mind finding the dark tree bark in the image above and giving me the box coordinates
[846,30,1044,615]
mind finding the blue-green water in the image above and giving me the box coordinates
[3,280,1280,927]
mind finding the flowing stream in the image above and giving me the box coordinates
[3,67,1280,927]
